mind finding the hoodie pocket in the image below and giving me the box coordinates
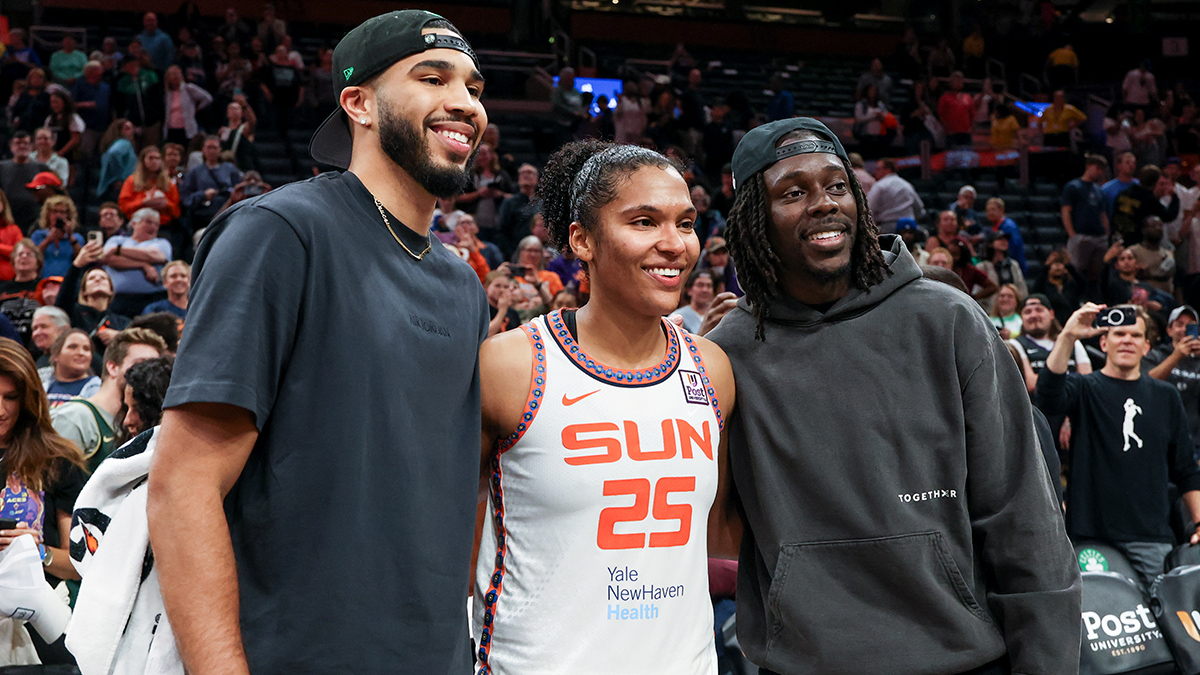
[762,531,1004,674]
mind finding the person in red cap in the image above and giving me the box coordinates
[25,171,65,205]
[0,132,51,230]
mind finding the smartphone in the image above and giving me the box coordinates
[510,265,527,277]
[1187,324,1200,339]
[0,518,18,530]
[1094,306,1137,328]
[87,230,104,246]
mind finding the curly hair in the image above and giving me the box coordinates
[535,139,682,260]
[118,356,173,443]
[725,136,889,341]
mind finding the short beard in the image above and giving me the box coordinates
[1025,326,1048,339]
[377,98,477,200]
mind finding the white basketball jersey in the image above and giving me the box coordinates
[473,309,722,675]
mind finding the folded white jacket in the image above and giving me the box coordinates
[66,428,183,675]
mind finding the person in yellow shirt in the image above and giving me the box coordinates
[991,102,1022,150]
[1046,43,1079,89]
[1039,90,1087,147]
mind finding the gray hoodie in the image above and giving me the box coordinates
[708,235,1080,675]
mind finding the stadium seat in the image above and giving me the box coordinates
[1028,195,1060,213]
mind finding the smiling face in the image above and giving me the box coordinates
[571,165,698,317]
[56,332,93,380]
[995,285,1018,315]
[122,385,142,437]
[31,314,64,352]
[164,265,190,296]
[1020,301,1053,337]
[762,147,858,299]
[364,30,487,199]
[688,273,715,308]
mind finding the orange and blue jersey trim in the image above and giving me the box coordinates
[477,447,508,674]
[479,323,545,672]
[497,322,547,455]
[681,330,724,431]
[546,309,681,388]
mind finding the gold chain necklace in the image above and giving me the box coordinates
[373,197,432,261]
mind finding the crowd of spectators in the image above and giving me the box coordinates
[0,4,1198,667]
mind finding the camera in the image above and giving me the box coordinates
[52,217,65,230]
[1094,306,1137,328]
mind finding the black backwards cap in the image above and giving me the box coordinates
[731,117,850,190]
[309,10,480,169]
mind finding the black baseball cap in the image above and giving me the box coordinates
[731,117,849,190]
[309,10,480,169]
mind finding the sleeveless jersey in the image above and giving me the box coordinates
[474,309,722,675]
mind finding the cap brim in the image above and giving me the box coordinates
[309,107,353,169]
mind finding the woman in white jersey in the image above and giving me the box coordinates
[475,140,736,675]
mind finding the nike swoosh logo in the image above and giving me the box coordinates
[562,390,600,406]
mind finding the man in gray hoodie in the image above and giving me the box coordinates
[708,118,1080,675]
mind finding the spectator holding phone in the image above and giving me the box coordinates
[0,339,87,664]
[1144,306,1200,442]
[31,196,84,279]
[484,269,520,336]
[1037,302,1200,591]
[214,171,271,218]
[505,235,563,315]
[57,243,130,371]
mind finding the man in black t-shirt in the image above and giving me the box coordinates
[148,11,490,675]
[1037,303,1200,591]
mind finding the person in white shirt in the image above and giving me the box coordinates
[32,128,69,184]
[867,157,925,233]
[669,269,717,334]
[1122,60,1158,111]
[100,207,172,317]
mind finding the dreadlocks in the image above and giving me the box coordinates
[726,153,889,341]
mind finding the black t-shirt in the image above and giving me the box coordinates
[1036,370,1200,542]
[163,171,489,673]
[1144,344,1200,443]
[0,279,42,346]
[488,303,521,333]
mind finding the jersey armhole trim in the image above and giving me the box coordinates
[680,330,725,431]
[496,321,546,455]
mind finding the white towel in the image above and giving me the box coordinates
[0,534,71,644]
[65,428,183,675]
